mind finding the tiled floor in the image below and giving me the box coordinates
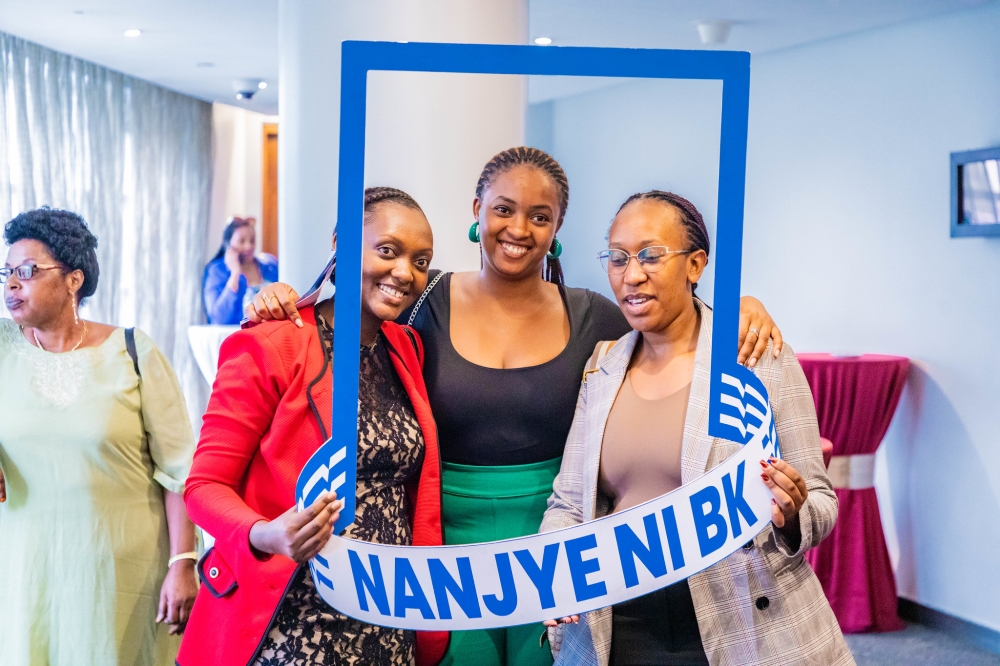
[845,623,1000,665]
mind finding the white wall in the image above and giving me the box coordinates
[365,70,527,274]
[542,77,722,305]
[277,0,527,294]
[208,103,278,262]
[540,3,1000,631]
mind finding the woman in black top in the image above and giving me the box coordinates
[248,147,783,666]
[407,270,628,466]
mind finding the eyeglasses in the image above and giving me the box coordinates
[0,263,64,284]
[597,246,691,274]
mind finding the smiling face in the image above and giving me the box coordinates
[229,224,256,261]
[607,199,707,334]
[473,165,562,280]
[360,202,434,326]
[3,239,82,328]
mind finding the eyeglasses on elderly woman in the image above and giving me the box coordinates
[0,263,64,283]
[597,246,692,274]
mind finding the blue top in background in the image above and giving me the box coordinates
[203,254,279,325]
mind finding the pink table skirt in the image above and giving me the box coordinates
[799,354,909,634]
[805,489,903,632]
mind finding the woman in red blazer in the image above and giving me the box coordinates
[179,188,448,666]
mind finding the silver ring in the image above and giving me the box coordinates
[749,327,759,336]
[261,291,273,307]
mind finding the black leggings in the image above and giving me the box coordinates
[610,580,709,666]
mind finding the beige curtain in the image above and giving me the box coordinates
[0,30,213,426]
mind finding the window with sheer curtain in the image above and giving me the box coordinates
[0,30,213,425]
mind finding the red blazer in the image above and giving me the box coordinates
[179,307,448,666]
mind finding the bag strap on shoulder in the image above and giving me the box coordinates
[582,340,616,382]
[125,327,140,378]
[407,271,446,326]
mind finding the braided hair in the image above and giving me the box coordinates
[616,190,710,294]
[475,147,569,285]
[364,186,424,222]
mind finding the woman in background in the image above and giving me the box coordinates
[248,148,785,666]
[541,191,852,666]
[203,216,278,325]
[0,207,198,665]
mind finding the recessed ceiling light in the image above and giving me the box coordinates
[124,29,141,38]
[236,93,244,100]
[695,20,733,45]
[196,62,214,68]
[534,37,552,46]
[258,81,267,89]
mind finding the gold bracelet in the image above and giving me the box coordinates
[168,551,198,568]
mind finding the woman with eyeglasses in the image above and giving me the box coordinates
[246,147,785,666]
[541,191,852,666]
[0,208,199,665]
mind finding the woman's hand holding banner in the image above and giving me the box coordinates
[297,367,780,631]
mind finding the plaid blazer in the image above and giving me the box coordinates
[540,302,855,666]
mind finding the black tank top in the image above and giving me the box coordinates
[401,271,631,466]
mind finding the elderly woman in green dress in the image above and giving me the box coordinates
[0,208,199,665]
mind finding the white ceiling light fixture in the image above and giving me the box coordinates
[534,37,552,46]
[258,81,267,89]
[695,20,733,46]
[123,28,141,38]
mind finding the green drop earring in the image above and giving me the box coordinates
[547,237,563,259]
[468,221,480,243]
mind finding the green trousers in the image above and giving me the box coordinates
[438,458,562,666]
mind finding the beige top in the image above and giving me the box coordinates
[598,373,691,514]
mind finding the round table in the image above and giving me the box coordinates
[187,325,239,386]
[798,353,909,634]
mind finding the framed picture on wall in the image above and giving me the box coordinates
[951,146,1000,237]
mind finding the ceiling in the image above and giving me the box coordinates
[0,0,992,113]
[527,0,995,102]
[0,0,281,112]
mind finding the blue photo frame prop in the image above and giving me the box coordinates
[322,41,761,535]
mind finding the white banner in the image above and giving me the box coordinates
[299,372,779,631]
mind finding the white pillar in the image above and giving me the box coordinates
[278,0,528,292]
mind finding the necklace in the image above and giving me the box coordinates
[26,321,88,352]
[361,336,378,352]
